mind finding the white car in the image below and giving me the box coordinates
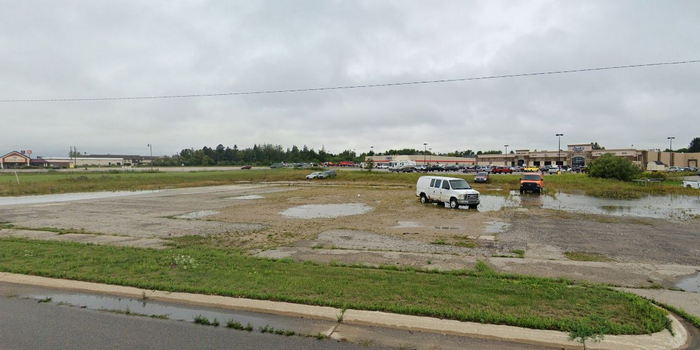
[415,176,480,209]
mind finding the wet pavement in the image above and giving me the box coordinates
[0,190,158,206]
[281,203,373,219]
[676,272,700,293]
[477,191,700,220]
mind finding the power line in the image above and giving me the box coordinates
[1,59,698,103]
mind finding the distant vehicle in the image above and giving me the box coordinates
[306,171,324,179]
[520,172,544,194]
[426,164,444,172]
[270,163,285,168]
[306,170,336,179]
[443,165,460,172]
[415,165,427,172]
[375,163,389,169]
[523,166,540,172]
[683,180,700,189]
[390,160,417,172]
[491,166,512,174]
[510,166,523,172]
[547,165,561,174]
[462,165,477,173]
[666,166,682,172]
[416,176,480,209]
[474,172,489,183]
[240,165,252,170]
[338,161,355,167]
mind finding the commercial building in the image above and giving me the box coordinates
[366,154,476,166]
[476,143,698,170]
[1,150,160,169]
[0,151,31,169]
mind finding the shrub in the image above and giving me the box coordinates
[587,154,641,181]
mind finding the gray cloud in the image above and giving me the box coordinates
[1,0,698,157]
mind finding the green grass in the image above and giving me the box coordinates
[0,238,669,335]
[564,252,615,262]
[2,169,695,199]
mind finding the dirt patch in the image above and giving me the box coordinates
[208,186,499,250]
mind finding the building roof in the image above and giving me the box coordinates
[1,151,31,160]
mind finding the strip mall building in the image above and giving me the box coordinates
[365,143,699,170]
[476,143,699,169]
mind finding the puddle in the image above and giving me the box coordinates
[229,195,264,200]
[25,292,329,333]
[281,203,372,219]
[174,210,220,219]
[475,191,700,220]
[391,221,422,228]
[676,272,700,293]
[0,191,158,206]
[484,221,510,233]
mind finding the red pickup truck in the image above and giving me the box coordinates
[491,166,513,174]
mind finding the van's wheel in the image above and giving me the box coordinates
[420,194,428,204]
[449,198,459,209]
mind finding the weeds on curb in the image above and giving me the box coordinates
[226,320,253,331]
[259,324,296,336]
[193,315,219,326]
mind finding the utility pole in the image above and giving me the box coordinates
[423,143,427,167]
[667,136,675,166]
[555,133,564,166]
[147,144,153,171]
[504,145,509,166]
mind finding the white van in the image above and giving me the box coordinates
[416,176,480,209]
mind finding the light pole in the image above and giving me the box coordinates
[147,144,153,170]
[423,143,427,167]
[504,145,509,166]
[555,133,564,166]
[667,136,675,151]
[428,148,432,166]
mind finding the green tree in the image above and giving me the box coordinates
[587,154,641,181]
[688,137,700,152]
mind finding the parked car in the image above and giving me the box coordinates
[443,165,460,172]
[520,173,544,194]
[306,171,324,179]
[270,163,285,168]
[682,179,700,189]
[240,165,252,170]
[474,172,489,183]
[491,166,512,174]
[547,165,561,174]
[523,166,540,172]
[416,176,480,209]
[306,170,336,179]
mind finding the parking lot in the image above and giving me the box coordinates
[1,180,698,291]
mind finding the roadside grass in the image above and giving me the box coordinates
[0,223,100,235]
[2,169,695,199]
[0,238,669,335]
[564,251,615,262]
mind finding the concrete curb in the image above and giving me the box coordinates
[0,272,688,349]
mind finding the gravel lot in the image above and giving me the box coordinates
[1,182,698,289]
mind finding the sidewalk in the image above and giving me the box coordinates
[0,272,688,350]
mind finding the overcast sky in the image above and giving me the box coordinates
[1,1,698,157]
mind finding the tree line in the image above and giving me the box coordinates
[152,144,481,166]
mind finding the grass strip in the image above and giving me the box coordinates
[0,238,668,335]
[1,169,695,199]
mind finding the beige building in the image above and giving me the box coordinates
[476,143,697,169]
[366,154,476,166]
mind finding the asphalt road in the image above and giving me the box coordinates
[0,296,372,350]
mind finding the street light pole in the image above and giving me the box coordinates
[504,145,509,166]
[423,143,427,167]
[667,136,675,151]
[147,144,153,171]
[429,148,432,166]
[555,133,564,166]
